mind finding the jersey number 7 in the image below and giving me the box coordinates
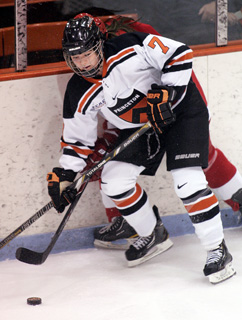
[148,36,169,54]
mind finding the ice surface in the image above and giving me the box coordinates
[1,228,241,320]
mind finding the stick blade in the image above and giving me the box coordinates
[16,247,44,265]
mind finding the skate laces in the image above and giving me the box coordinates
[133,235,153,250]
[206,245,224,265]
[100,216,123,232]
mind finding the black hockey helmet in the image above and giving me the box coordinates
[62,15,105,77]
[74,13,107,39]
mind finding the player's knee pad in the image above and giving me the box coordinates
[100,160,145,197]
[171,166,208,199]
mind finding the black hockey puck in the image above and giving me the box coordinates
[27,297,42,306]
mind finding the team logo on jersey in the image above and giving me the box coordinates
[91,98,106,111]
[109,89,148,124]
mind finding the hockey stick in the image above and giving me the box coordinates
[0,202,54,250]
[3,122,151,253]
[16,181,88,265]
[15,122,152,265]
[2,123,151,250]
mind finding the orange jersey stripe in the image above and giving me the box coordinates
[61,141,93,157]
[168,52,193,66]
[185,194,218,214]
[102,47,135,77]
[82,76,102,85]
[113,183,142,209]
[78,82,102,113]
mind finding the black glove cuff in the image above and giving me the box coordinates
[52,167,77,182]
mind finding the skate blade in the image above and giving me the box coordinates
[233,210,242,225]
[94,237,137,250]
[127,238,173,267]
[208,262,236,284]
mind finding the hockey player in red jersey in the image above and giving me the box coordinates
[47,14,237,283]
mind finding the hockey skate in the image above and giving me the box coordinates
[203,240,236,284]
[125,206,173,267]
[94,216,138,250]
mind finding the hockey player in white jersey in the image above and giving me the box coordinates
[47,15,236,283]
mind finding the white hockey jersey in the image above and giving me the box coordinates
[59,32,193,172]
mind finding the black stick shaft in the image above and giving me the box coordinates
[0,201,53,250]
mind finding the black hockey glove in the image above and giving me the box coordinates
[47,167,77,213]
[147,84,177,134]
